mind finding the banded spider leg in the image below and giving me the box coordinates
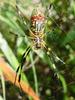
[44,45,65,78]
[14,46,31,84]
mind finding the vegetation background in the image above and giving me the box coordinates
[0,0,75,100]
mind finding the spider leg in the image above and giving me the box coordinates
[44,46,60,78]
[14,46,31,84]
[45,4,66,33]
[44,44,65,64]
[16,4,37,38]
[44,46,68,94]
[16,0,30,26]
[43,44,65,78]
[50,50,65,64]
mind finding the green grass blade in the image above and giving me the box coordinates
[30,52,39,95]
[0,15,25,36]
[0,32,18,69]
[0,96,4,100]
[0,70,6,100]
[0,32,28,82]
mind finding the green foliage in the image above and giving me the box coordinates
[0,0,75,100]
[62,25,75,45]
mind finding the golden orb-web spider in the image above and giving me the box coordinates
[14,4,65,84]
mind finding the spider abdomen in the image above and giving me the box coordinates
[30,9,45,34]
[30,9,45,49]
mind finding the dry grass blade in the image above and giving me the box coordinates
[0,57,40,100]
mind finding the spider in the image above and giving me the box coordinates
[14,3,65,84]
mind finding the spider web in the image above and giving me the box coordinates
[15,0,72,76]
